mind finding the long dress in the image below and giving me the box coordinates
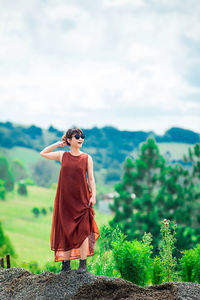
[50,151,100,262]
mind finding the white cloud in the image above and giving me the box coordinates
[0,0,200,135]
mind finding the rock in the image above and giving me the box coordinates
[0,267,200,300]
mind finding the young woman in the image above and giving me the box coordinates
[40,128,100,273]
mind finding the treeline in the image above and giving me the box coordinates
[1,121,199,151]
[0,121,200,169]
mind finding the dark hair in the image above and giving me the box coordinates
[61,128,83,146]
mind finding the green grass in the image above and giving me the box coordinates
[157,142,192,160]
[0,185,112,267]
[130,142,193,160]
[0,146,60,177]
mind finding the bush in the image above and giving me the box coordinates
[89,224,122,277]
[17,181,28,195]
[158,219,177,282]
[98,223,122,251]
[179,244,200,283]
[0,221,17,258]
[193,244,200,283]
[41,208,47,215]
[32,207,40,217]
[111,231,153,286]
[18,260,42,274]
[151,255,165,285]
[44,260,61,273]
[0,179,6,200]
[90,249,119,277]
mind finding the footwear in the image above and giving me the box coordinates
[60,260,71,273]
[77,259,87,274]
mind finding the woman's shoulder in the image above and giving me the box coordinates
[60,151,66,163]
[80,152,91,159]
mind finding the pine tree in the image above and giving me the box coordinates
[109,138,165,244]
[109,138,200,258]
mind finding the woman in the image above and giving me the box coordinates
[40,128,100,273]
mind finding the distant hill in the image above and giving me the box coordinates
[156,127,200,144]
[0,121,199,185]
[0,121,199,151]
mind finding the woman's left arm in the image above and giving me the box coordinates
[87,155,96,205]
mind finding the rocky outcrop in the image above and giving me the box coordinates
[0,267,200,300]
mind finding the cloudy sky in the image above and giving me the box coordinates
[0,0,200,135]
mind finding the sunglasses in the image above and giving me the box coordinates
[73,134,85,139]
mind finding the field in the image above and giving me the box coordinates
[0,185,112,267]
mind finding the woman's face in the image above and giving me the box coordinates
[67,133,84,148]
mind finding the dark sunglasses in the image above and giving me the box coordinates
[73,134,85,139]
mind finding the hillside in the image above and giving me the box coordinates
[0,121,198,186]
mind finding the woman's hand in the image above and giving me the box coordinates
[88,196,96,206]
[56,141,67,147]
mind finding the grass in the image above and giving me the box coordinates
[130,142,192,161]
[157,142,192,160]
[0,185,112,266]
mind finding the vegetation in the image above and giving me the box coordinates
[0,122,199,286]
[109,138,200,258]
[1,185,200,285]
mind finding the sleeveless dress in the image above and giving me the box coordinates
[50,151,100,262]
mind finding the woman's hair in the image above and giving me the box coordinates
[61,128,83,146]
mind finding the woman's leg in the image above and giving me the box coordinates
[64,250,72,260]
[80,236,89,259]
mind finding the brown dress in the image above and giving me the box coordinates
[50,151,100,262]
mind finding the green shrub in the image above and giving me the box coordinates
[193,244,200,283]
[151,255,165,285]
[44,260,61,273]
[98,223,122,251]
[179,244,200,283]
[18,260,42,274]
[32,207,40,217]
[158,219,177,282]
[179,248,197,282]
[0,179,6,200]
[111,231,153,286]
[17,181,27,195]
[0,221,17,258]
[41,208,47,215]
[89,224,122,277]
[90,249,119,277]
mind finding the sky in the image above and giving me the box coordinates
[0,0,200,135]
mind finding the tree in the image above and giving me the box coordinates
[0,220,16,258]
[0,155,14,192]
[109,138,165,243]
[157,143,200,257]
[109,138,200,258]
[0,179,6,200]
[41,208,47,215]
[10,159,27,181]
[32,207,40,217]
[17,180,28,196]
[31,159,60,188]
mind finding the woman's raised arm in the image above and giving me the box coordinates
[40,141,66,162]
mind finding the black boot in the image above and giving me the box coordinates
[60,260,71,273]
[77,259,87,274]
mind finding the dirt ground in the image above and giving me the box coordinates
[0,267,200,300]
